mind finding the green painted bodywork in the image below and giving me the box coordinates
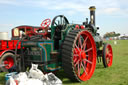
[22,22,102,72]
[22,40,61,72]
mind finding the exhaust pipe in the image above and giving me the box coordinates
[89,6,96,26]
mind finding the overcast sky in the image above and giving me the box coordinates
[0,0,128,37]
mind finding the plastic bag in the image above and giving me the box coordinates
[6,76,17,85]
[6,64,62,85]
[28,64,45,80]
[17,72,28,82]
[47,73,62,85]
[26,79,43,85]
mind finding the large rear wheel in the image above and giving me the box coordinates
[62,30,97,82]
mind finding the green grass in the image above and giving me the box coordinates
[57,40,128,85]
[0,72,7,85]
[0,40,128,85]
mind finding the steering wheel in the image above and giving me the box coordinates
[40,19,51,36]
[51,15,69,29]
[41,19,51,28]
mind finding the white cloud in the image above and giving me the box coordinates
[0,0,18,5]
[0,0,128,37]
[104,8,120,14]
[25,0,128,17]
[0,0,128,17]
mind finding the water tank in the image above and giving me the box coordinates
[0,32,9,40]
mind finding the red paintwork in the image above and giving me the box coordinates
[0,40,21,50]
[4,56,14,69]
[40,19,51,36]
[0,25,47,57]
[12,25,49,38]
[75,25,80,29]
[75,25,85,29]
[105,44,113,67]
[80,25,85,29]
[0,40,21,56]
[0,25,49,70]
[73,31,97,81]
[41,19,51,28]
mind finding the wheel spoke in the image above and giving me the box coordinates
[73,58,78,63]
[82,36,88,50]
[109,53,112,57]
[85,47,93,53]
[75,43,80,52]
[106,57,110,64]
[73,54,79,57]
[74,48,77,53]
[82,60,86,70]
[106,53,109,58]
[107,58,110,63]
[79,36,82,49]
[78,61,82,76]
[81,62,88,75]
[86,55,89,58]
[0,62,8,67]
[54,22,58,26]
[44,24,47,27]
[77,61,80,76]
[60,17,62,24]
[74,59,80,67]
[44,21,47,23]
[83,59,92,64]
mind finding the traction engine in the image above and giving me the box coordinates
[0,6,113,82]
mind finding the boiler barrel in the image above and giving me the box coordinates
[0,32,9,40]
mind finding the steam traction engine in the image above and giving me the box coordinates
[1,6,113,82]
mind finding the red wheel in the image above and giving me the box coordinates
[0,53,15,72]
[41,19,51,28]
[40,19,51,36]
[3,57,14,69]
[102,43,113,67]
[62,30,97,81]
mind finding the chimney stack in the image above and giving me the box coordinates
[89,6,96,26]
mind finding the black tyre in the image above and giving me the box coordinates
[0,53,16,72]
[102,43,113,68]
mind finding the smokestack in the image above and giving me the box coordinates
[89,6,96,26]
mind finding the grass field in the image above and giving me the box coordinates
[0,40,128,85]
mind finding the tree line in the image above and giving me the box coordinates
[103,31,120,38]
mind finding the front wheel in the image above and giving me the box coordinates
[0,53,16,72]
[102,43,113,68]
[62,30,97,82]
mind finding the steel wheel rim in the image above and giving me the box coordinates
[3,57,14,69]
[73,31,96,81]
[105,44,113,67]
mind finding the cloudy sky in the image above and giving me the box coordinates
[0,0,128,37]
